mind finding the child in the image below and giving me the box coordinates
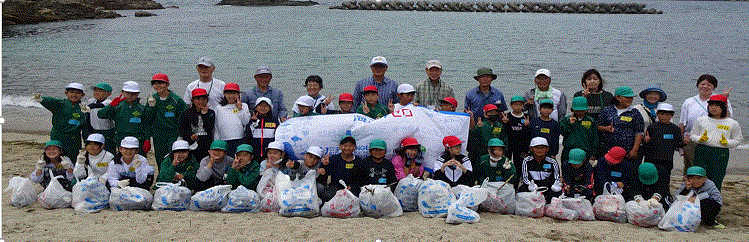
[690,94,742,191]
[469,104,509,165]
[391,137,426,180]
[352,139,397,194]
[293,95,318,117]
[226,144,261,190]
[643,102,683,189]
[560,96,598,164]
[284,146,328,181]
[33,82,86,159]
[84,82,116,154]
[433,136,473,187]
[215,83,250,157]
[356,85,389,119]
[154,140,199,191]
[259,141,288,173]
[73,134,114,180]
[393,83,416,112]
[246,97,279,159]
[519,137,562,202]
[178,88,215,162]
[593,146,636,200]
[144,73,188,167]
[476,138,515,184]
[503,95,531,176]
[105,136,154,190]
[322,136,362,200]
[97,81,149,156]
[561,149,594,200]
[322,93,355,115]
[437,97,458,112]
[530,99,560,158]
[304,75,331,113]
[30,140,75,191]
[195,140,234,191]
[675,166,724,229]
[631,162,672,209]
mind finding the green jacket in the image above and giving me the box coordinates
[154,155,199,190]
[293,111,320,117]
[476,154,515,183]
[98,100,147,138]
[469,119,509,164]
[356,103,390,119]
[144,91,187,135]
[226,161,261,190]
[560,115,598,156]
[40,97,86,135]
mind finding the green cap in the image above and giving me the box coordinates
[473,68,497,80]
[369,139,387,150]
[638,162,658,185]
[236,144,254,154]
[568,148,586,165]
[44,140,63,149]
[539,99,554,107]
[210,140,227,151]
[614,86,635,97]
[572,96,588,111]
[685,166,707,177]
[487,138,505,147]
[92,82,113,92]
[510,95,525,103]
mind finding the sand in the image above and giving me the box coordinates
[2,132,749,241]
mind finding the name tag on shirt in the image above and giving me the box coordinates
[233,109,238,114]
[495,176,503,181]
[265,123,276,128]
[663,134,674,140]
[620,116,632,122]
[541,128,551,133]
[581,121,592,128]
[543,164,551,169]
[97,162,108,167]
[378,177,387,184]
[492,127,502,134]
[129,166,135,172]
[717,124,730,130]
[68,119,81,125]
[611,171,622,178]
[345,163,354,169]
[129,117,141,123]
[520,119,526,124]
[164,112,175,117]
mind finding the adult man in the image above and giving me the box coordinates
[182,56,225,109]
[241,66,288,121]
[352,56,399,110]
[464,68,507,118]
[524,68,567,121]
[414,59,454,109]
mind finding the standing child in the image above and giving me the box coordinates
[690,95,742,191]
[391,137,426,180]
[259,141,287,173]
[195,140,234,191]
[33,83,87,159]
[73,134,114,180]
[437,97,458,112]
[154,140,199,191]
[321,93,355,115]
[356,85,389,119]
[642,103,683,189]
[469,104,509,165]
[292,95,318,117]
[105,137,154,190]
[476,138,515,183]
[561,149,594,200]
[530,99,560,158]
[675,166,724,229]
[503,95,531,175]
[214,83,250,157]
[84,82,116,154]
[593,146,637,200]
[519,137,562,202]
[226,144,261,190]
[178,88,215,162]
[560,97,598,164]
[434,136,473,187]
[246,97,278,159]
[30,140,75,191]
[352,139,397,194]
[144,73,188,167]
[97,81,149,156]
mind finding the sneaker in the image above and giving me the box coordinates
[710,222,726,229]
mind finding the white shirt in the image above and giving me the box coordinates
[679,94,734,133]
[689,116,742,148]
[86,98,114,130]
[105,155,153,188]
[214,103,251,140]
[182,78,226,109]
[73,151,114,180]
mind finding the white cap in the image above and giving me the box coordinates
[657,103,675,112]
[85,133,105,144]
[255,97,273,109]
[255,66,272,76]
[370,56,388,66]
[295,95,315,107]
[426,59,442,69]
[306,146,323,158]
[535,69,551,78]
[529,137,549,147]
[120,136,139,148]
[66,82,85,92]
[197,56,214,67]
[397,84,416,94]
[122,81,140,93]
[267,141,284,151]
[171,140,190,151]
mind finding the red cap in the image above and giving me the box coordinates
[708,94,727,104]
[224,83,240,92]
[483,104,498,113]
[440,97,458,107]
[604,146,626,165]
[362,85,378,93]
[151,73,169,83]
[400,137,420,147]
[339,93,354,102]
[191,88,208,98]
[442,136,462,148]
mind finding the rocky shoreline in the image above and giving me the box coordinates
[2,0,163,25]
[216,0,318,7]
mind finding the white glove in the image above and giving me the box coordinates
[648,198,661,208]
[551,180,562,192]
[528,181,538,191]
[80,102,90,113]
[98,177,107,184]
[633,195,644,202]
[117,180,130,188]
[132,158,142,168]
[36,159,46,170]
[147,96,156,107]
[61,158,74,170]
[76,153,86,165]
[32,93,42,102]
[589,159,598,167]
[502,158,513,169]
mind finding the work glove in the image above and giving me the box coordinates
[36,159,46,170]
[720,134,728,146]
[117,180,130,188]
[502,158,513,170]
[142,140,151,154]
[589,158,598,167]
[79,102,90,113]
[110,94,124,107]
[61,158,74,170]
[32,93,42,102]
[147,96,156,107]
[551,180,562,192]
[76,153,86,165]
[698,130,709,143]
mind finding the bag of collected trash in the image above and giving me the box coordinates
[626,197,665,228]
[72,169,110,213]
[659,191,701,232]
[151,182,192,211]
[109,186,153,211]
[359,184,403,218]
[5,176,38,207]
[394,174,422,212]
[258,168,281,212]
[479,179,515,214]
[514,181,547,218]
[321,180,360,218]
[189,184,231,211]
[593,183,627,223]
[545,196,578,221]
[38,170,73,209]
[221,185,261,213]
[446,188,488,224]
[277,170,321,217]
[418,179,455,218]
[450,185,487,211]
[560,196,595,221]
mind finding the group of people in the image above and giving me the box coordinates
[30,56,742,228]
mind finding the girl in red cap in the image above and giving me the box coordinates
[433,136,473,187]
[690,94,742,191]
[391,137,426,180]
[215,83,250,157]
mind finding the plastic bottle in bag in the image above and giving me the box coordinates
[151,182,192,211]
[394,174,422,212]
[418,179,454,218]
[359,184,403,218]
[222,185,261,213]
[277,170,321,217]
[479,178,516,214]
[72,173,110,213]
[659,191,701,232]
[514,181,547,218]
[109,186,153,211]
[38,170,73,209]
[189,185,232,211]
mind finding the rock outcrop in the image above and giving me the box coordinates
[2,0,164,25]
[216,0,318,7]
[81,0,163,10]
[134,10,156,17]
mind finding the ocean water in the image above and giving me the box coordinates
[2,0,747,144]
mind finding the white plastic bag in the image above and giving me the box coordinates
[450,185,487,211]
[258,168,281,212]
[321,180,360,218]
[418,179,455,218]
[151,182,193,211]
[359,184,403,218]
[277,170,321,217]
[515,182,547,218]
[560,196,595,221]
[659,191,701,232]
[72,173,110,213]
[109,186,153,211]
[38,170,73,209]
[593,183,627,223]
[189,185,231,211]
[5,176,38,207]
[446,186,488,224]
[626,200,665,227]
[222,185,261,213]
[394,174,422,212]
[545,196,578,221]
[479,179,515,214]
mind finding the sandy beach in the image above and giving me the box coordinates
[2,132,748,241]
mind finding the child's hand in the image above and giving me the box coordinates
[699,130,709,143]
[117,180,130,188]
[76,153,86,165]
[286,160,295,168]
[569,116,577,124]
[523,114,530,126]
[190,134,199,141]
[235,99,243,110]
[387,99,395,113]
[110,94,123,107]
[321,154,330,166]
[604,125,615,133]
[173,173,184,181]
[476,117,484,127]
[502,112,509,123]
[323,97,332,106]
[643,131,651,143]
[361,101,370,114]
[32,93,42,102]
[266,162,275,169]
[720,134,728,146]
[251,111,258,121]
[79,102,90,113]
[147,95,156,107]
[35,159,45,170]
[617,182,624,188]
[317,168,326,176]
[688,196,696,203]
[721,87,733,99]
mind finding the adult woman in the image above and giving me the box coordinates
[690,95,742,191]
[633,84,667,129]
[574,69,613,120]
[596,86,644,161]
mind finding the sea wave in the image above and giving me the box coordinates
[2,95,44,108]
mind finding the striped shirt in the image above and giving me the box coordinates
[414,78,454,108]
[521,155,561,189]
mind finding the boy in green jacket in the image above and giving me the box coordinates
[356,85,390,119]
[98,81,149,155]
[477,138,515,184]
[469,104,509,166]
[560,96,598,164]
[154,140,199,191]
[226,144,261,190]
[33,83,87,159]
[144,73,188,166]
